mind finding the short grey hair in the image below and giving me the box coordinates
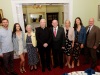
[26,25,32,29]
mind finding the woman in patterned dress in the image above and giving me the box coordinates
[63,20,75,68]
[13,23,26,73]
[25,25,39,71]
[72,17,86,68]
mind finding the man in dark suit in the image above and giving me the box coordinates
[84,18,100,69]
[50,20,65,69]
[36,19,52,72]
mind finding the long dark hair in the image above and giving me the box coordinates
[12,23,22,34]
[74,17,83,30]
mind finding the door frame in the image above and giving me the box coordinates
[46,12,59,27]
[11,0,73,31]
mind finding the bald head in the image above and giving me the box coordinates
[40,19,46,28]
[89,18,94,26]
[52,20,58,28]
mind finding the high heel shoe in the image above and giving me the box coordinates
[65,63,68,66]
[68,64,71,68]
[71,63,74,68]
[34,65,37,70]
[22,67,26,72]
[77,62,80,67]
[20,68,23,73]
[30,66,34,71]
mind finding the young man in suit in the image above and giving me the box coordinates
[50,20,65,69]
[84,18,100,69]
[36,19,52,72]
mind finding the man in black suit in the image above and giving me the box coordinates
[36,19,52,72]
[50,20,65,68]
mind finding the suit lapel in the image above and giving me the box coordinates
[89,25,95,34]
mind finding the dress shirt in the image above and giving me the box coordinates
[0,28,13,55]
[53,26,58,36]
[87,25,93,32]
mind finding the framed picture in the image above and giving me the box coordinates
[0,9,3,25]
[29,12,45,23]
[98,5,100,21]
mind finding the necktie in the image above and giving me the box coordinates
[54,28,56,37]
[87,26,91,36]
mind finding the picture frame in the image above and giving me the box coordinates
[98,5,100,21]
[29,12,45,23]
[0,9,3,25]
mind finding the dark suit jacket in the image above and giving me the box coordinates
[86,25,100,48]
[50,26,65,49]
[36,27,52,48]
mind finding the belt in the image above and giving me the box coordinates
[26,43,32,44]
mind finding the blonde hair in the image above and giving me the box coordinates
[65,20,71,27]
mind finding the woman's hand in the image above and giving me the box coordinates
[80,44,84,48]
[72,43,74,48]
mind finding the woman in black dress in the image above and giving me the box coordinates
[64,20,74,68]
[72,17,86,68]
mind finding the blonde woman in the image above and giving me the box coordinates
[63,20,74,68]
[25,25,39,71]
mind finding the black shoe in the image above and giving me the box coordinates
[91,64,97,69]
[47,67,51,71]
[5,71,11,75]
[60,65,63,69]
[42,68,45,72]
[83,62,89,65]
[11,71,18,75]
[53,65,58,68]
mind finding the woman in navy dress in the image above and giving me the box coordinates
[72,17,86,68]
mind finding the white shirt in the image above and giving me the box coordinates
[53,26,58,36]
[87,25,94,32]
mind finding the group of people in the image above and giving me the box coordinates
[0,17,100,75]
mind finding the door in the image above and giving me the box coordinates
[46,13,58,27]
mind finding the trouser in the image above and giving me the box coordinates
[0,57,3,66]
[85,47,97,67]
[38,47,51,69]
[3,51,14,72]
[52,48,63,67]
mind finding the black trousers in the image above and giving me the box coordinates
[84,47,97,67]
[3,51,14,72]
[38,47,51,69]
[52,48,63,67]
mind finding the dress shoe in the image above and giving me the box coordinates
[10,71,18,75]
[91,64,97,69]
[42,68,45,72]
[60,66,63,69]
[83,62,89,65]
[47,67,51,71]
[53,65,58,68]
[5,71,11,75]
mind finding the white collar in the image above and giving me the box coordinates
[53,26,58,30]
